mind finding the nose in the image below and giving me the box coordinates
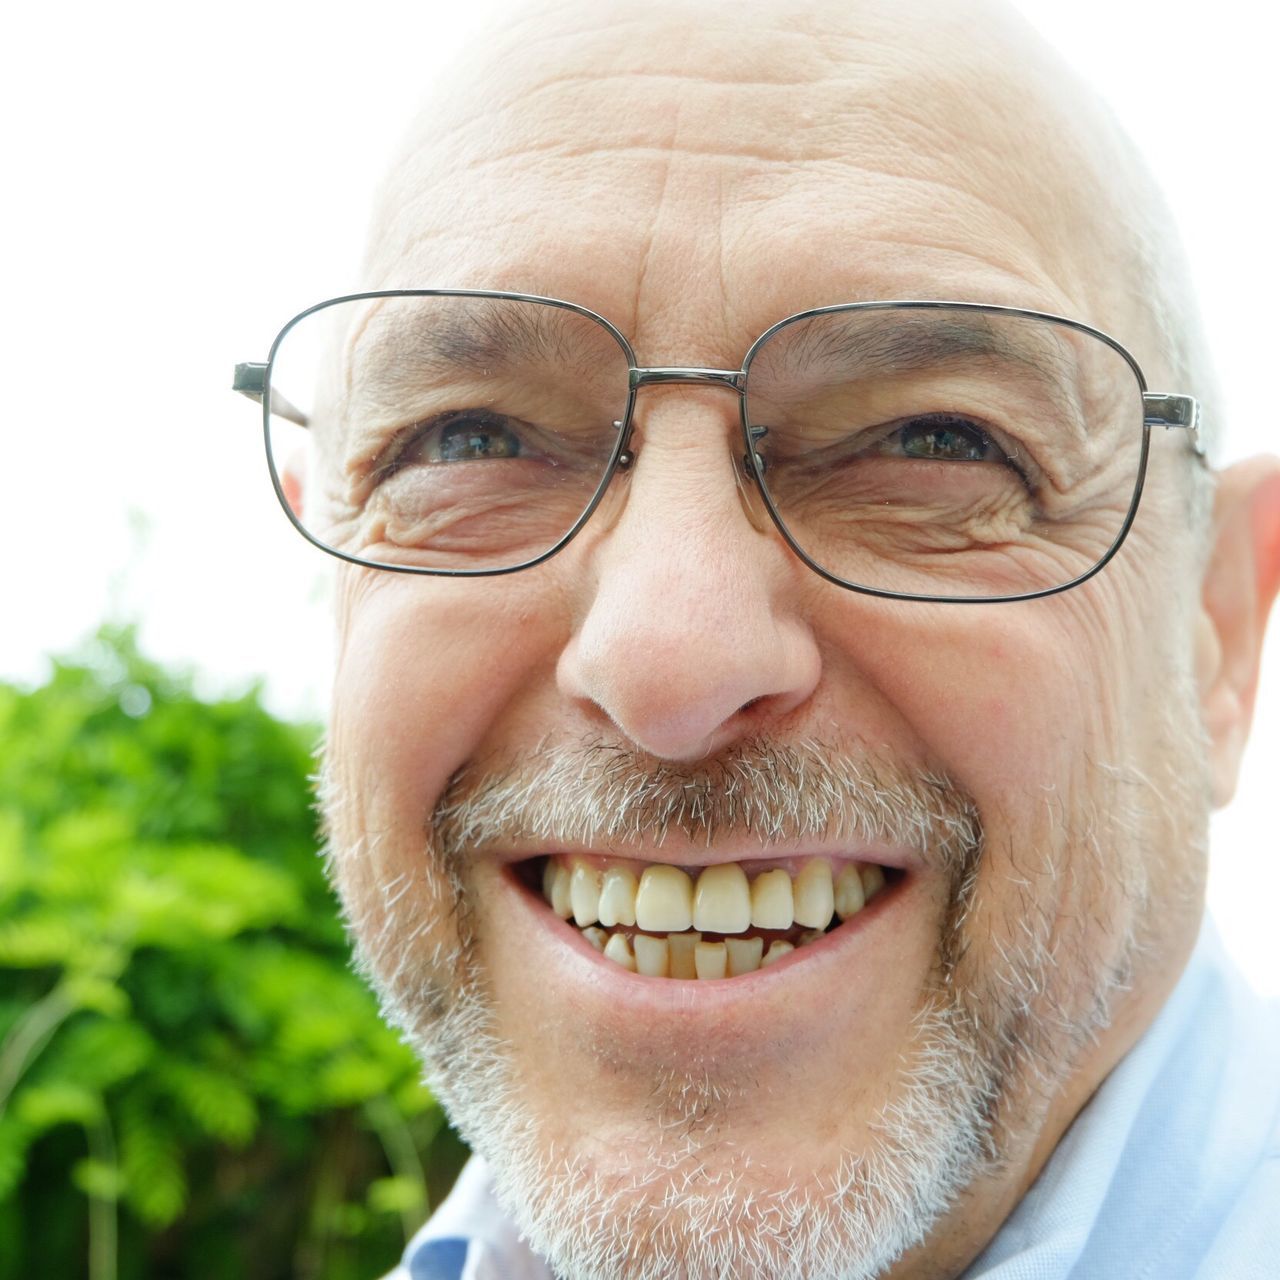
[556,393,822,762]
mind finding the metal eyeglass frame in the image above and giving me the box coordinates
[234,289,1205,605]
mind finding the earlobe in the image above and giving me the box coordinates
[1197,456,1280,807]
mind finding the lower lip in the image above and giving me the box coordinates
[497,861,911,1019]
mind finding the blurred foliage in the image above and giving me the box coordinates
[0,627,467,1280]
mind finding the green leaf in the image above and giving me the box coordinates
[391,1074,436,1117]
[316,1054,396,1108]
[42,808,135,865]
[71,1157,124,1202]
[0,917,83,967]
[33,1018,155,1094]
[0,810,24,898]
[116,845,304,947]
[62,974,130,1018]
[0,1117,34,1201]
[13,1082,103,1131]
[366,1175,426,1218]
[158,1061,258,1147]
[119,1097,187,1228]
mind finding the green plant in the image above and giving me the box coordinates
[0,627,465,1280]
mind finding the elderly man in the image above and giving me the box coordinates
[237,0,1280,1276]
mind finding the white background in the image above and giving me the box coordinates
[2,2,1275,991]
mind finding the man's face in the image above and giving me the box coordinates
[322,4,1218,1276]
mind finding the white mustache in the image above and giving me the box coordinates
[431,736,982,874]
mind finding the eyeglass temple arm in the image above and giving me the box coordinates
[1144,392,1205,460]
[232,362,310,428]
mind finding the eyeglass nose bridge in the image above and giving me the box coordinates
[630,366,746,392]
[623,366,756,471]
[620,366,774,535]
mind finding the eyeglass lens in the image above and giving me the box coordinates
[268,295,632,573]
[742,307,1143,599]
[266,295,1144,597]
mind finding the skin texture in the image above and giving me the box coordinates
[318,1,1280,1275]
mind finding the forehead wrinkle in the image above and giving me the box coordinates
[408,59,978,185]
[404,0,1076,167]
[368,163,1090,378]
[368,0,1195,422]
[377,68,1103,313]
[402,0,1091,189]
[432,11,908,117]
[390,7,1005,202]
[452,139,880,178]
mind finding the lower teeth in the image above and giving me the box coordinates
[581,926,825,978]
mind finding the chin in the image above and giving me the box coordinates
[368,915,1016,1280]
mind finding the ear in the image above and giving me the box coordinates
[1197,456,1280,807]
[280,451,306,520]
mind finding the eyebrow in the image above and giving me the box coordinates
[774,309,1075,382]
[347,297,594,401]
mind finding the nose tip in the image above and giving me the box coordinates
[560,616,818,761]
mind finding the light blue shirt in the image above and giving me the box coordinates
[389,921,1280,1279]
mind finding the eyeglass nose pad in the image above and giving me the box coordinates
[734,443,772,534]
[611,419,636,471]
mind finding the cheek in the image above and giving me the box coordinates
[327,569,565,852]
[839,596,1125,801]
[843,578,1182,976]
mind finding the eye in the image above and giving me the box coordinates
[415,410,526,462]
[887,414,1002,463]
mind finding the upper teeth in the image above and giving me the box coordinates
[636,864,695,932]
[540,854,888,978]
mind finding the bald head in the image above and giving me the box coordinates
[366,0,1209,437]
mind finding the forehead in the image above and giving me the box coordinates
[364,1,1138,367]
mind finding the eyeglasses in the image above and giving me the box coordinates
[233,291,1204,603]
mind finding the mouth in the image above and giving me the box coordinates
[511,853,901,980]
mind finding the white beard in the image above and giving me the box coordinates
[324,736,1174,1280]
[410,978,1008,1280]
